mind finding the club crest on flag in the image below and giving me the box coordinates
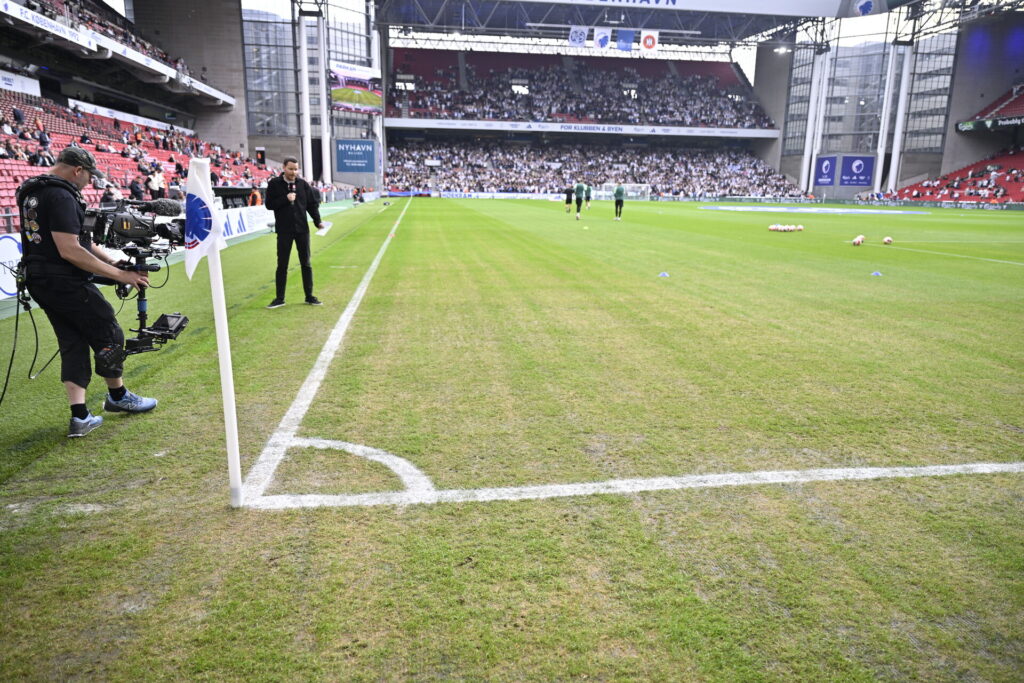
[640,30,659,53]
[594,27,612,49]
[183,157,227,280]
[568,25,587,47]
[185,193,212,250]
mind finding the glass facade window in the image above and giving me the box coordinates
[241,0,374,141]
[242,9,300,136]
[903,32,956,153]
[782,48,813,156]
[818,43,891,155]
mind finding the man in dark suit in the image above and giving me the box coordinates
[264,157,324,308]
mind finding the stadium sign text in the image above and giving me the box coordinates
[336,140,377,173]
[385,118,778,139]
[0,0,96,50]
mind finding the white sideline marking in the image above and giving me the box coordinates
[869,243,1024,266]
[242,199,413,501]
[248,457,1024,510]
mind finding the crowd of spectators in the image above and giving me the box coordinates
[385,141,801,198]
[388,63,773,129]
[900,146,1024,202]
[0,91,275,222]
[17,0,207,81]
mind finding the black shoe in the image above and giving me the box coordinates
[266,299,286,309]
[68,412,103,438]
[305,297,323,306]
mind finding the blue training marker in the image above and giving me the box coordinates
[659,272,670,277]
[871,271,883,276]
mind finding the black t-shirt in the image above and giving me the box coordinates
[20,177,90,279]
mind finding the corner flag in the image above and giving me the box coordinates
[184,158,227,280]
[183,156,242,507]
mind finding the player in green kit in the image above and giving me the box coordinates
[585,183,592,210]
[574,181,586,220]
[613,183,625,220]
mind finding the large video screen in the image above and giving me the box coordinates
[329,62,383,115]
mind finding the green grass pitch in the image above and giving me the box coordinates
[331,87,383,110]
[1,198,1022,679]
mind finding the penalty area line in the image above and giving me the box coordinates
[246,461,1024,510]
[241,198,413,502]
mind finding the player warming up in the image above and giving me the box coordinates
[574,181,586,220]
[614,183,625,220]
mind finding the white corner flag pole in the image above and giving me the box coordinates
[207,241,243,507]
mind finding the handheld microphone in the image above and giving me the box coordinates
[288,181,296,203]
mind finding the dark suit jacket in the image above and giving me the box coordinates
[265,175,322,235]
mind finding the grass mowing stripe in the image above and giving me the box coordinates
[242,199,412,502]
[2,199,1022,680]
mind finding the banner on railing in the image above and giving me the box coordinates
[67,98,195,135]
[0,68,41,97]
[385,118,778,139]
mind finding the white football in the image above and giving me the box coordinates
[883,236,893,244]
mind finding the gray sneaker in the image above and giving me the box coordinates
[68,413,103,438]
[104,390,158,414]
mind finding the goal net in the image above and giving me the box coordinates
[597,183,651,201]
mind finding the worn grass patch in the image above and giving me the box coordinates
[267,446,405,496]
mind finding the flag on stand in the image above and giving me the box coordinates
[568,25,588,48]
[616,30,635,52]
[183,158,227,280]
[640,30,660,53]
[594,27,612,50]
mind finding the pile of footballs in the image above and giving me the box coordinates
[768,224,804,232]
[852,235,894,246]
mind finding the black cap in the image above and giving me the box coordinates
[57,147,104,180]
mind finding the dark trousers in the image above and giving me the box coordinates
[26,277,124,388]
[575,197,583,212]
[275,230,313,300]
[615,199,624,216]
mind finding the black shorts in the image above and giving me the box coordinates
[565,196,572,205]
[585,194,592,202]
[26,276,125,388]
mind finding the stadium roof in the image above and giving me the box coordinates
[376,0,810,44]
[374,0,928,45]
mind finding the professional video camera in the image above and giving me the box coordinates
[84,197,185,250]
[84,198,189,355]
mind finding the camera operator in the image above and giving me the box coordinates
[264,157,324,308]
[18,148,159,438]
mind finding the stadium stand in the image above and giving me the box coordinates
[964,84,1024,121]
[385,140,801,197]
[16,0,202,78]
[0,90,273,228]
[388,49,774,129]
[897,147,1024,203]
